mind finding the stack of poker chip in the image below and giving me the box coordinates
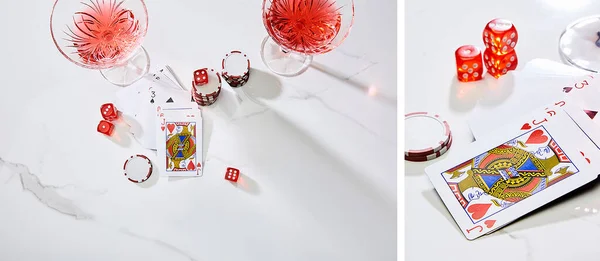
[221,50,250,87]
[405,112,453,162]
[191,68,222,106]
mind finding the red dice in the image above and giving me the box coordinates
[483,18,518,55]
[97,120,115,136]
[455,45,483,82]
[193,69,208,86]
[100,103,119,121]
[224,167,239,182]
[483,49,518,78]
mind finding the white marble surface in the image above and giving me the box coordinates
[0,1,396,260]
[406,0,600,260]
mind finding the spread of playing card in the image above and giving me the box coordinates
[426,101,600,240]
[115,64,195,150]
[468,60,598,140]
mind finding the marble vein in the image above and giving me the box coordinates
[337,49,377,64]
[120,228,198,261]
[343,61,379,81]
[232,108,270,121]
[288,91,392,144]
[506,231,533,261]
[0,157,92,220]
[336,49,379,80]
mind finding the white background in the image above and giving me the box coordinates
[406,0,600,260]
[0,0,397,260]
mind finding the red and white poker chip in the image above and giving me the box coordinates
[123,154,153,183]
[191,68,222,106]
[222,50,250,87]
[405,112,452,161]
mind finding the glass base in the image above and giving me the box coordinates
[260,36,312,77]
[100,46,150,87]
[559,15,600,72]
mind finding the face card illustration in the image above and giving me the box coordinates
[442,126,577,225]
[155,106,203,177]
[426,110,600,240]
[165,121,197,173]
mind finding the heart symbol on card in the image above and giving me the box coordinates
[167,123,176,134]
[525,129,548,144]
[484,219,496,228]
[467,203,491,220]
[187,161,196,170]
[581,151,592,164]
[161,125,165,131]
[563,87,573,93]
[520,123,532,130]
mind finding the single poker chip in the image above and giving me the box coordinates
[405,136,453,162]
[191,68,222,106]
[405,112,452,157]
[222,50,250,88]
[123,154,153,183]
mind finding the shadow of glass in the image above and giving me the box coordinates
[309,61,397,106]
[241,69,283,105]
[233,109,396,206]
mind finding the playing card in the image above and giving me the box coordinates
[115,74,194,150]
[155,106,203,177]
[426,106,600,240]
[470,98,600,167]
[561,102,600,152]
[146,64,187,91]
[521,58,590,77]
[468,70,600,140]
[563,79,600,123]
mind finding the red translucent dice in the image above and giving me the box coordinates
[455,45,483,82]
[225,167,239,182]
[100,103,118,121]
[97,120,115,136]
[483,18,518,55]
[193,69,208,86]
[483,49,518,78]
